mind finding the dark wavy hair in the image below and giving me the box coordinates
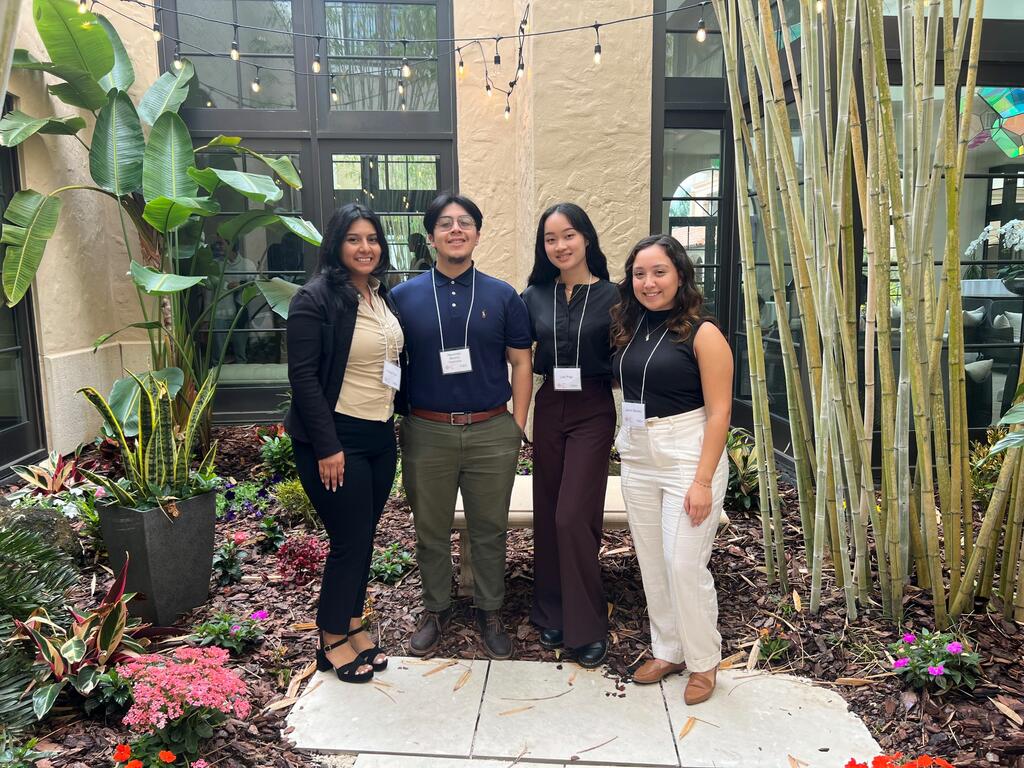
[423,192,483,234]
[610,234,709,348]
[527,203,610,286]
[317,203,391,287]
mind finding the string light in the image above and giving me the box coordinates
[401,41,412,78]
[251,66,261,93]
[400,98,407,111]
[485,79,493,97]
[330,77,339,103]
[78,0,88,13]
[517,58,525,78]
[173,43,182,70]
[503,98,511,120]
[816,0,824,12]
[493,37,501,68]
[398,79,405,95]
[311,37,322,73]
[696,6,707,43]
[152,21,161,41]
[205,99,213,107]
[230,25,239,61]
[592,23,602,64]
[457,52,465,76]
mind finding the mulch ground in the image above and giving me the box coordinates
[22,426,1024,768]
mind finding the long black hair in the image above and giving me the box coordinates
[610,234,709,347]
[317,203,391,288]
[527,203,610,285]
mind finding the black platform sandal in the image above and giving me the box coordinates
[349,625,388,671]
[316,631,374,683]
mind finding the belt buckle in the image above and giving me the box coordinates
[450,411,471,426]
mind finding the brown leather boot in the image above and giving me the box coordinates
[684,665,718,705]
[409,607,451,657]
[632,659,686,684]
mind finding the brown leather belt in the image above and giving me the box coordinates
[411,405,508,426]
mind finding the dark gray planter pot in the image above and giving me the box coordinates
[98,491,216,626]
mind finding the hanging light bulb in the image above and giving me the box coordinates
[398,79,405,95]
[78,0,88,14]
[816,0,824,12]
[485,80,493,97]
[230,26,240,61]
[458,54,465,77]
[593,24,602,65]
[312,37,322,74]
[205,99,213,107]
[400,98,407,111]
[152,22,162,42]
[517,59,525,78]
[330,77,339,103]
[173,44,183,70]
[493,37,502,69]
[696,17,707,43]
[503,101,511,120]
[251,67,261,93]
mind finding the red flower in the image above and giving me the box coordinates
[158,750,177,763]
[113,744,131,762]
[126,761,143,768]
[846,761,869,768]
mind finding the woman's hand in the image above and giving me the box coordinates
[684,481,713,527]
[319,451,345,491]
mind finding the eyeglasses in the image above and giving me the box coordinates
[435,215,477,232]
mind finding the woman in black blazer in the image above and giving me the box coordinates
[285,203,404,683]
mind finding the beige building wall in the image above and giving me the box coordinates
[9,0,158,453]
[453,0,653,287]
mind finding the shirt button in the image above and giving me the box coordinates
[450,280,455,284]
[451,302,457,307]
[451,291,456,295]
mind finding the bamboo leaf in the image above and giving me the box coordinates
[96,14,134,91]
[137,59,194,126]
[32,0,114,80]
[143,111,197,202]
[987,431,1024,457]
[0,110,86,147]
[90,89,144,196]
[1,190,62,306]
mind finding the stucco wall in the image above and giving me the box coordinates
[9,0,159,452]
[453,0,653,286]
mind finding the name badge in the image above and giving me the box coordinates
[440,347,473,375]
[553,367,582,391]
[382,360,402,390]
[621,401,647,428]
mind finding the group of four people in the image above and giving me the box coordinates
[283,192,732,706]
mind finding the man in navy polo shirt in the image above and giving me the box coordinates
[393,192,533,659]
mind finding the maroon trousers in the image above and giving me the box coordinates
[530,377,616,648]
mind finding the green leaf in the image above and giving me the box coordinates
[107,367,184,437]
[236,147,301,189]
[12,49,52,70]
[187,166,221,194]
[79,467,136,507]
[72,665,99,695]
[206,135,243,148]
[97,601,126,665]
[32,0,114,80]
[93,320,163,350]
[96,14,134,91]
[277,215,322,246]
[59,636,86,664]
[142,195,220,233]
[46,64,108,111]
[999,402,1024,425]
[130,260,207,295]
[176,371,218,485]
[137,59,194,126]
[256,278,301,320]
[143,111,197,202]
[0,110,86,147]
[90,90,144,195]
[217,210,278,244]
[202,168,283,204]
[1,190,62,306]
[988,430,1024,457]
[32,682,65,721]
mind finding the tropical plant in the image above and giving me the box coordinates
[77,370,219,510]
[369,543,414,585]
[0,0,316,429]
[276,534,328,587]
[725,427,760,512]
[81,668,133,721]
[211,533,247,587]
[270,478,318,529]
[259,431,295,479]
[258,515,285,553]
[190,611,266,655]
[13,557,152,720]
[9,450,85,497]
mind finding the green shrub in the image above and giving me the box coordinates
[726,427,760,512]
[272,478,319,529]
[191,611,266,655]
[82,669,133,722]
[370,543,415,585]
[889,628,981,693]
[0,735,55,766]
[260,432,296,479]
[212,534,248,586]
[259,515,286,552]
[216,480,271,521]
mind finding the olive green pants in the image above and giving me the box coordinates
[400,412,522,612]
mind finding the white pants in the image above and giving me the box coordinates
[615,407,728,672]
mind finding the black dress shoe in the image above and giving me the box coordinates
[573,639,608,669]
[476,609,513,659]
[538,628,563,649]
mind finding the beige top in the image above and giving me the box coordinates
[335,283,404,421]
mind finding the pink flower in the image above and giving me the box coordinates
[902,633,916,644]
[250,610,269,621]
[230,624,242,634]
[945,641,963,655]
[232,531,247,546]
[892,657,910,669]
[927,664,945,676]
[192,762,209,768]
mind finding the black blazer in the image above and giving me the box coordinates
[284,275,406,459]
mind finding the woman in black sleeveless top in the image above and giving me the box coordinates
[610,234,732,704]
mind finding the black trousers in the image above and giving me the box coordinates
[294,413,397,635]
[530,377,616,647]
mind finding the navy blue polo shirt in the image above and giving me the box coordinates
[391,265,532,412]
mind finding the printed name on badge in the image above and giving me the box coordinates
[440,347,473,375]
[553,366,583,391]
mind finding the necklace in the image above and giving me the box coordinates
[644,313,668,342]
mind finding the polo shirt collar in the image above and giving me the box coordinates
[432,263,475,287]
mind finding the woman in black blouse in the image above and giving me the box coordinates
[610,234,732,705]
[521,203,618,668]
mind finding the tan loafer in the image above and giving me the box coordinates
[632,659,686,685]
[684,665,718,705]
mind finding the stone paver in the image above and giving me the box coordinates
[472,659,679,766]
[352,757,513,767]
[663,670,880,768]
[290,658,487,756]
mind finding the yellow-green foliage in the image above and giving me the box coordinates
[271,478,319,529]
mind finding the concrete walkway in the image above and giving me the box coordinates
[288,657,881,768]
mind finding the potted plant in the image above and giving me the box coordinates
[78,371,219,625]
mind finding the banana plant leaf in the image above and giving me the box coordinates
[12,49,52,70]
[92,320,163,350]
[90,90,144,196]
[204,135,242,148]
[96,15,134,91]
[142,196,219,233]
[129,260,206,295]
[277,215,322,245]
[234,147,302,189]
[137,60,194,126]
[1,191,62,306]
[0,111,85,147]
[32,0,113,81]
[256,277,301,320]
[187,166,220,194]
[106,367,183,438]
[142,111,197,202]
[46,64,108,111]
[199,168,283,204]
[217,212,321,247]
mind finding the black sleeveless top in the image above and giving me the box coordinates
[611,310,707,419]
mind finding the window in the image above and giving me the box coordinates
[665,2,723,78]
[883,0,1024,18]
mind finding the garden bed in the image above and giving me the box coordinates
[6,425,1023,767]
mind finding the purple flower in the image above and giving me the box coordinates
[902,633,916,644]
[230,624,242,634]
[250,610,269,621]
[893,657,910,669]
[257,487,269,499]
[946,641,963,655]
[927,664,945,676]
[224,489,236,501]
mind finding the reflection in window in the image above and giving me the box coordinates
[666,2,722,78]
[180,0,297,110]
[331,153,440,275]
[325,2,438,111]
[883,0,1024,18]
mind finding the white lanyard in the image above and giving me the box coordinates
[431,266,476,350]
[552,279,592,371]
[618,313,671,405]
